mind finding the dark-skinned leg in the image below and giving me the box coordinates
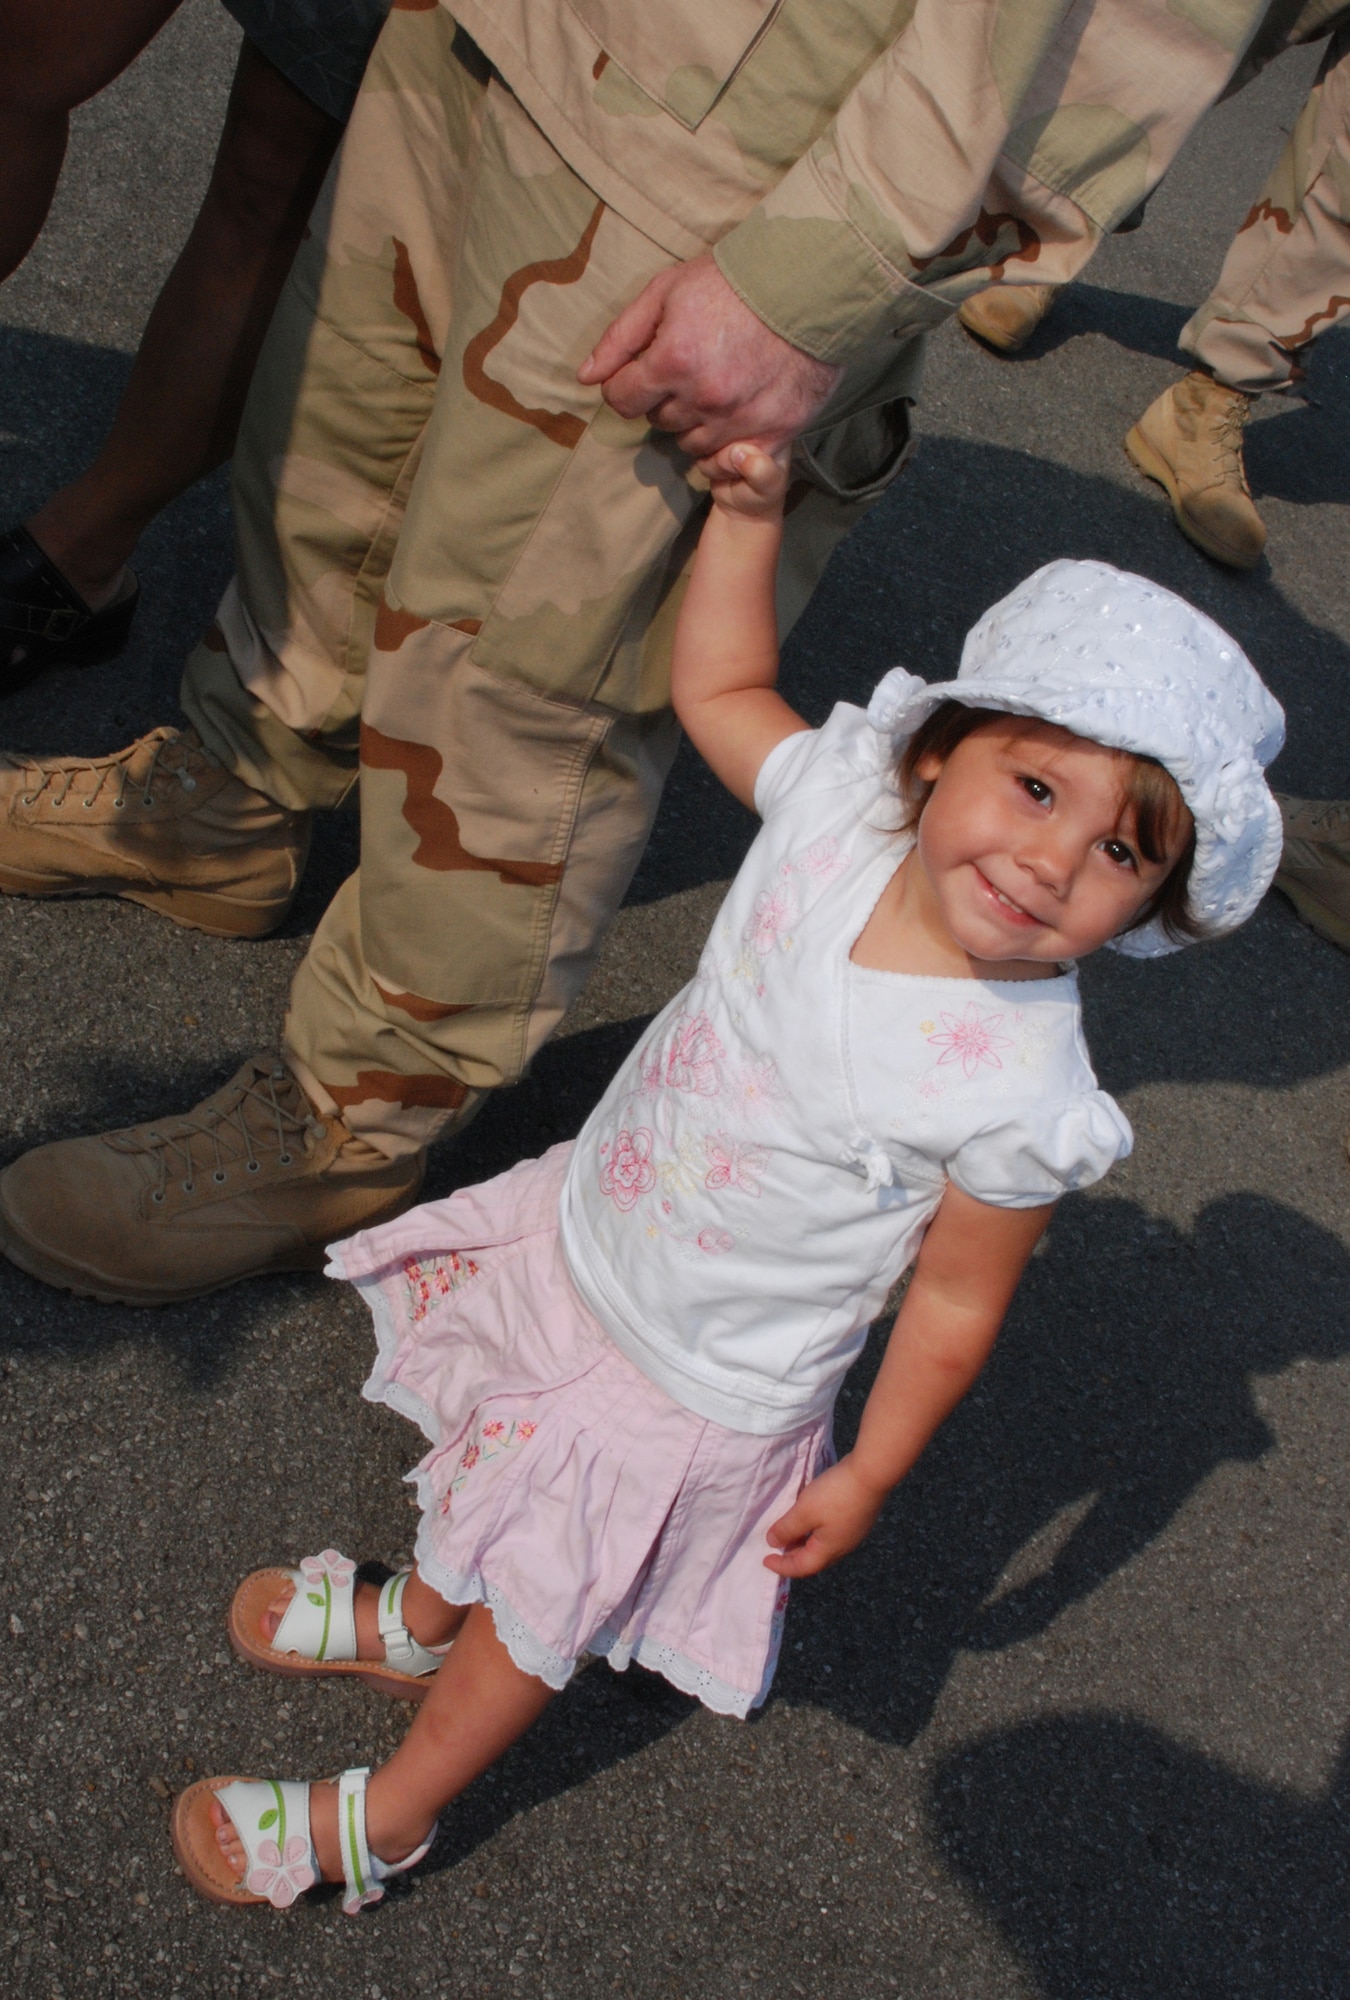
[24,39,343,605]
[0,0,183,281]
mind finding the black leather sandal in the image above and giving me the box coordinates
[0,525,139,700]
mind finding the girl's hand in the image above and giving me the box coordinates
[763,1456,887,1579]
[698,441,790,523]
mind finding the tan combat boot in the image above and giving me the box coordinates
[958,284,1060,353]
[0,726,309,937]
[1272,795,1350,953]
[0,1056,425,1305]
[1124,371,1267,569]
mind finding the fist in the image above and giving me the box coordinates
[578,252,840,458]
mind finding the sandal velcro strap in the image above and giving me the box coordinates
[375,1571,444,1679]
[272,1549,360,1663]
[337,1767,438,1917]
[216,1779,318,1909]
[0,524,139,693]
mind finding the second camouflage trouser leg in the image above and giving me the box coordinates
[1182,29,1350,390]
[182,8,898,1158]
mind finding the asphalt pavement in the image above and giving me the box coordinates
[1,10,1349,1997]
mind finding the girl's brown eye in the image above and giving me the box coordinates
[1020,776,1050,805]
[1102,840,1137,870]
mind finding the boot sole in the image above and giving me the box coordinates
[1122,425,1264,571]
[0,865,292,940]
[0,1175,423,1306]
[1273,875,1350,954]
[0,1208,329,1305]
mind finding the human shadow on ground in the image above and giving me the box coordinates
[767,1189,1350,1744]
[928,1714,1350,1998]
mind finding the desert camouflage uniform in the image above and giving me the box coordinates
[182,0,1289,1158]
[1183,21,1350,389]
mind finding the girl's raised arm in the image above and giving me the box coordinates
[670,443,812,810]
[765,1184,1054,1578]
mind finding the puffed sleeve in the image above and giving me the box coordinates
[754,698,890,821]
[945,1091,1132,1209]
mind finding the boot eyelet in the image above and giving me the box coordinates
[212,1169,227,1184]
[278,1152,293,1166]
[246,1161,260,1174]
[82,797,96,809]
[51,796,65,808]
[113,798,126,810]
[20,796,34,808]
[181,1180,195,1194]
[151,1191,165,1205]
[141,794,155,807]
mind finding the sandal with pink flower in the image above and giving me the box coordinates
[227,1549,446,1701]
[171,1767,436,1913]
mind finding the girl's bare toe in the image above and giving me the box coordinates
[209,1797,247,1881]
[259,1581,297,1644]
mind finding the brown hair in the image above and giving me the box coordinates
[895,701,1200,945]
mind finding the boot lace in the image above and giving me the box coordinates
[17,727,216,811]
[110,1060,329,1201]
[1210,394,1253,494]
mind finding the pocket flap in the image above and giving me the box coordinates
[567,0,782,128]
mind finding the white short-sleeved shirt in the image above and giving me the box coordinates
[560,699,1131,1435]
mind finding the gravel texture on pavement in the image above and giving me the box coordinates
[1,10,1348,1997]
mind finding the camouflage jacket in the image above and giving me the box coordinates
[451,0,1335,366]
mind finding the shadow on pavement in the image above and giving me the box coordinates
[928,1712,1350,1998]
[770,1190,1350,1743]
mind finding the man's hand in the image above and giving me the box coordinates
[763,1455,888,1580]
[578,252,841,460]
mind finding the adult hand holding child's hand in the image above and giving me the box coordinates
[578,251,841,458]
[763,1456,889,1579]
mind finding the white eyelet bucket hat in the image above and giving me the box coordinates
[866,559,1285,957]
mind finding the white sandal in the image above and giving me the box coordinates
[228,1549,446,1700]
[172,1766,438,1914]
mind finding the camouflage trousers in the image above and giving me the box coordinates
[1181,28,1350,391]
[182,7,912,1157]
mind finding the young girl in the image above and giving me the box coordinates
[172,447,1284,1913]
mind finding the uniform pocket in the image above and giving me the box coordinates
[794,398,916,506]
[567,0,784,128]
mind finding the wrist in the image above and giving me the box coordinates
[838,1450,894,1506]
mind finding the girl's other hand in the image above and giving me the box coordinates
[763,1456,887,1578]
[698,440,790,523]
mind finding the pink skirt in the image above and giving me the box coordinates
[328,1144,831,1718]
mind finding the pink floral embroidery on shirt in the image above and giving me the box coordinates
[744,882,799,955]
[927,1004,1014,1079]
[790,834,850,884]
[730,1055,786,1119]
[664,1013,725,1096]
[697,1227,736,1255]
[703,1134,770,1197]
[599,1127,656,1209]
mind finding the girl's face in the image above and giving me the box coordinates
[913,716,1190,967]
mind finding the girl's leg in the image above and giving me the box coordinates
[0,0,183,280]
[24,39,343,604]
[211,1604,555,1879]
